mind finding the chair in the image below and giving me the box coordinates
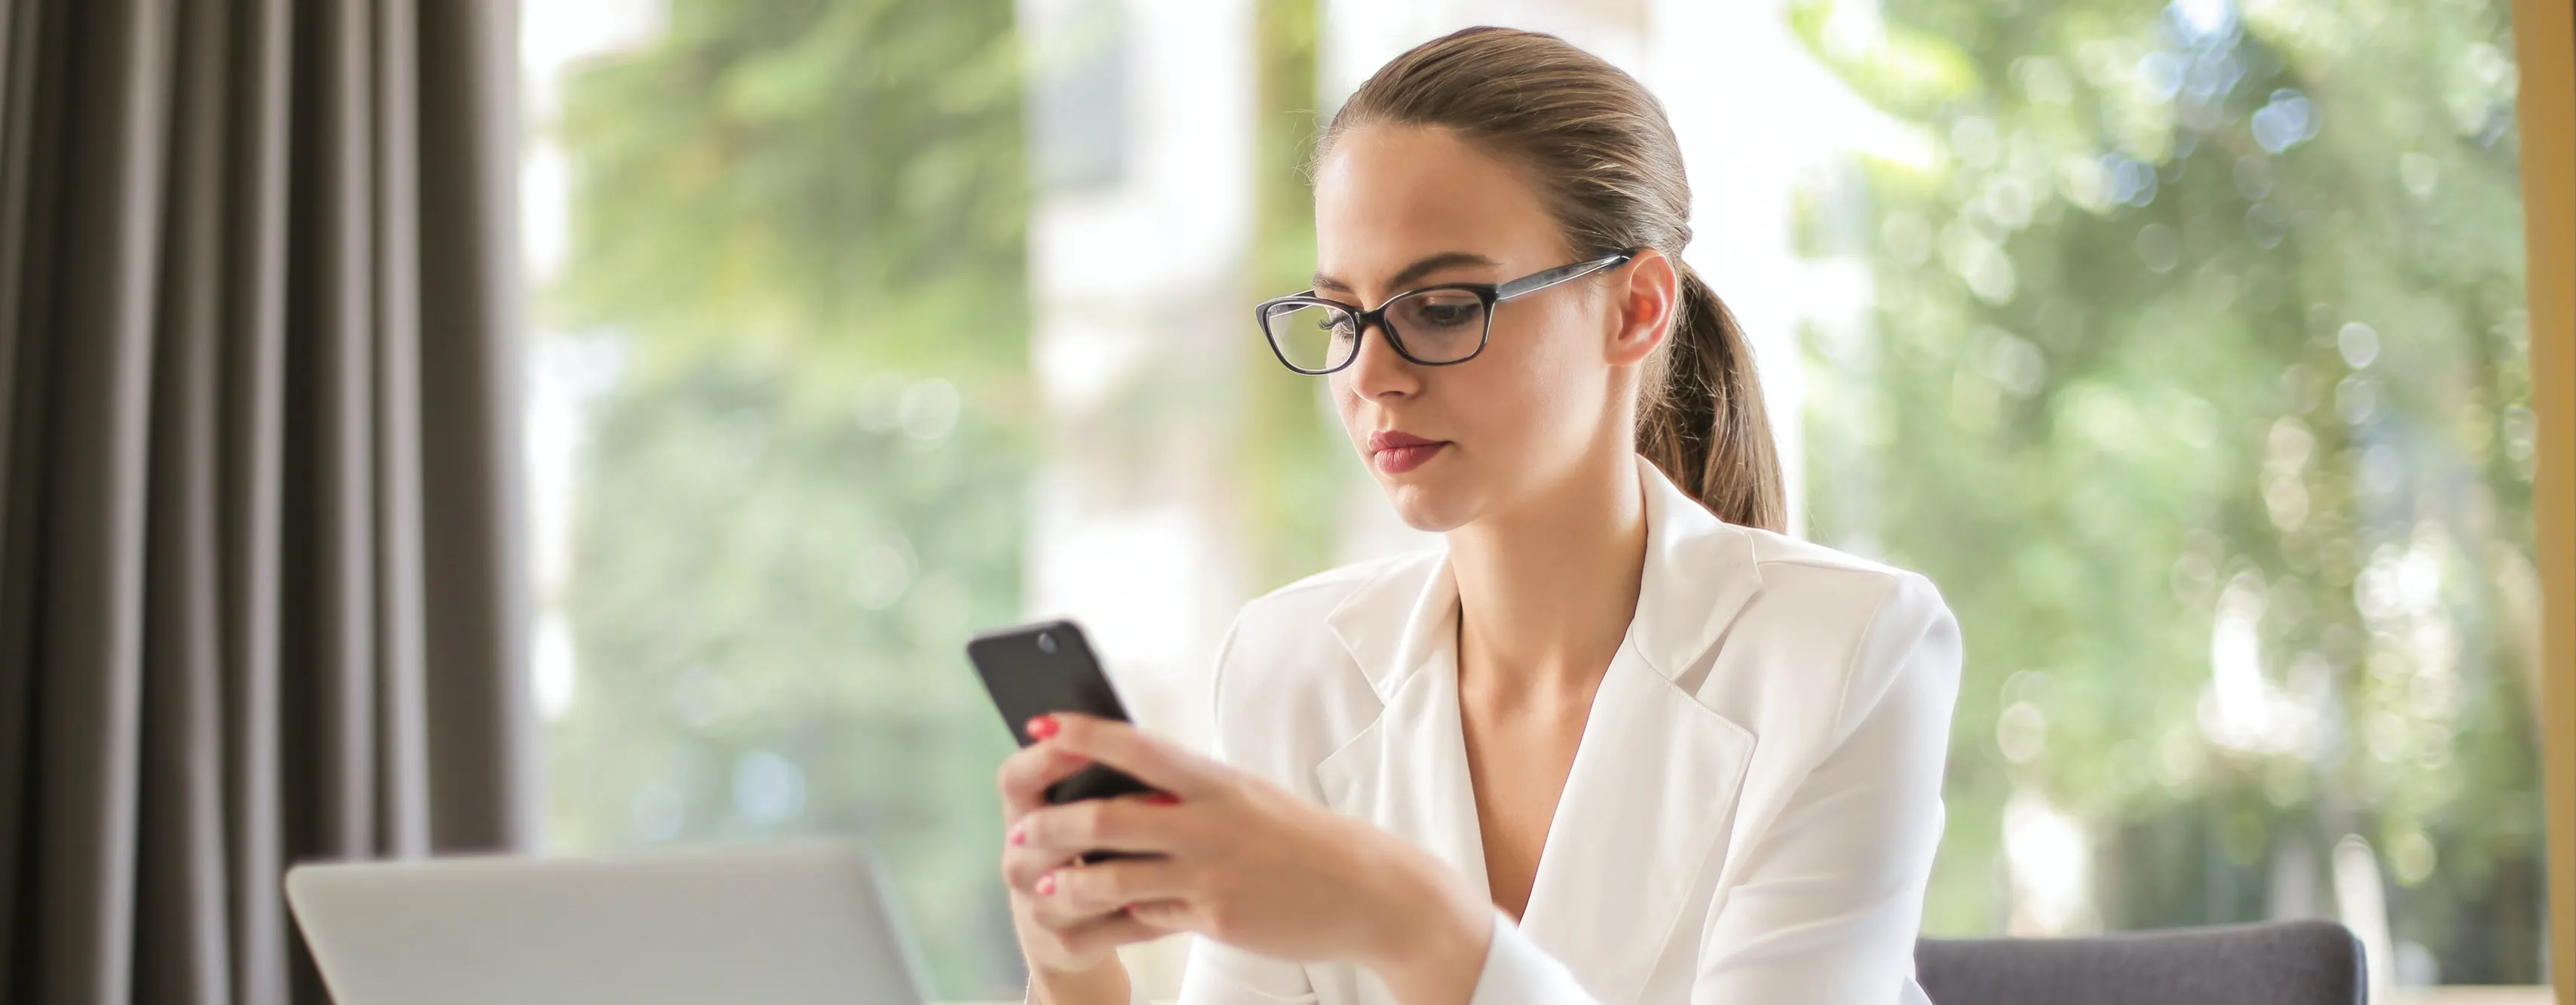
[1915,919,2366,1005]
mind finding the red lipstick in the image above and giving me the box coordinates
[1366,430,1448,475]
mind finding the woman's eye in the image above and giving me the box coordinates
[1421,303,1478,327]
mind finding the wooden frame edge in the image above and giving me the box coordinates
[2513,1,2576,1002]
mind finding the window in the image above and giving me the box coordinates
[521,0,2547,998]
[522,0,1036,996]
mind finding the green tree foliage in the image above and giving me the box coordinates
[540,0,1035,996]
[550,0,1031,385]
[1792,0,2541,982]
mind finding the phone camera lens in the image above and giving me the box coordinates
[1036,632,1058,654]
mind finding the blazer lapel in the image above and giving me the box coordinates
[1515,458,1766,1002]
[1513,639,1757,1002]
[1314,552,1490,902]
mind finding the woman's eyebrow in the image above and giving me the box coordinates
[1312,251,1502,293]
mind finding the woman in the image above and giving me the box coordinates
[997,26,1960,1005]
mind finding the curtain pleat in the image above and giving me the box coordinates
[283,0,380,866]
[369,0,431,861]
[37,2,176,1002]
[0,0,68,992]
[135,1,236,1001]
[414,0,535,853]
[219,2,296,1000]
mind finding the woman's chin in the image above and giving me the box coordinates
[1381,480,1475,533]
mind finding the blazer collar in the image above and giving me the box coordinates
[1321,452,1764,700]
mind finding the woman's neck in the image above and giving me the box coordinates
[1445,451,1649,700]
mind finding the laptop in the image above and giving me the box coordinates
[286,840,933,1005]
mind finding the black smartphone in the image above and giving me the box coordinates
[966,619,1158,805]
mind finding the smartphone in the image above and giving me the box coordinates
[965,619,1158,805]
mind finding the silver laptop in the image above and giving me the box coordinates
[286,840,933,1005]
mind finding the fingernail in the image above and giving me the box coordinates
[1146,793,1180,806]
[1035,872,1056,896]
[1008,823,1025,846]
[1027,715,1059,740]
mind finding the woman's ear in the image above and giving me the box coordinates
[1606,248,1678,367]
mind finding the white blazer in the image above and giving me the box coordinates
[1162,454,1962,1005]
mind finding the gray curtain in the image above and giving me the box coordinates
[0,0,535,1003]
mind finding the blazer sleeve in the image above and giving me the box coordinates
[1462,571,1960,1005]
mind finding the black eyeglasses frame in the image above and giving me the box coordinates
[1252,250,1640,375]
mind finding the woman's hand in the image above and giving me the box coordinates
[1005,713,1496,1004]
[996,730,1168,988]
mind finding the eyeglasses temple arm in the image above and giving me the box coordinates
[1494,253,1635,301]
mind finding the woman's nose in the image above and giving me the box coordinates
[1343,320,1420,399]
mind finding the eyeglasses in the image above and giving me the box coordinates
[1253,251,1637,375]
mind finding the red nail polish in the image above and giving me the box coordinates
[1035,873,1056,896]
[1146,792,1180,806]
[1008,823,1025,846]
[1027,715,1058,740]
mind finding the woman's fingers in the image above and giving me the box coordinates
[1000,843,1078,894]
[1041,713,1224,801]
[1028,905,1178,961]
[1037,856,1196,916]
[1123,898,1196,933]
[1014,795,1187,858]
[997,742,1093,820]
[1026,860,1198,930]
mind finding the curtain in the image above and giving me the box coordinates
[0,0,534,1002]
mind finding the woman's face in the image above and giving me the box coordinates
[1310,124,1672,532]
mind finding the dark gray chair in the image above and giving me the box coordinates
[1915,920,2366,1005]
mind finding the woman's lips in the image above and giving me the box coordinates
[1366,430,1447,475]
[1374,442,1445,473]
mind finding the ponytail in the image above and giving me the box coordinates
[1637,262,1786,532]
